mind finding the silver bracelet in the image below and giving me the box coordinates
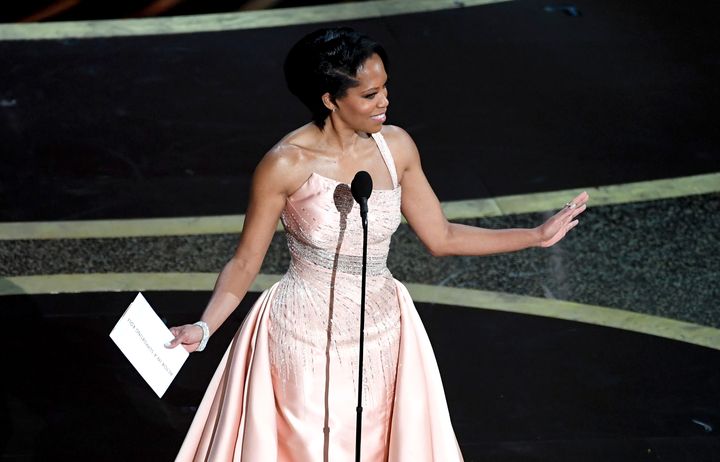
[193,321,210,352]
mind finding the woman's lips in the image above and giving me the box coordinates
[371,113,386,122]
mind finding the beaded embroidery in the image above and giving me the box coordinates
[268,132,403,407]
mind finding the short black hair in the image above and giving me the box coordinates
[284,27,389,129]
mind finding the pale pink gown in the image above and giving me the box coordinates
[176,132,464,461]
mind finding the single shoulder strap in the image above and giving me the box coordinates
[371,131,399,188]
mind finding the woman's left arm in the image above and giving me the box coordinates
[391,128,588,257]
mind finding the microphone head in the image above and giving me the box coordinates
[351,170,373,204]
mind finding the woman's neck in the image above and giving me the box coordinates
[318,117,370,156]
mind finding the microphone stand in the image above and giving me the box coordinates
[355,202,368,462]
[350,170,372,462]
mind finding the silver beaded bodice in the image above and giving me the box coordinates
[267,133,403,406]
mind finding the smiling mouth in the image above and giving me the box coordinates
[371,113,386,121]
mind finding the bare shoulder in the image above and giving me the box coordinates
[380,124,412,145]
[380,125,421,178]
[254,127,314,196]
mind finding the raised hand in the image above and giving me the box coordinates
[537,191,589,247]
[165,324,204,353]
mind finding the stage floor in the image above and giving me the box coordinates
[1,0,719,460]
[2,292,719,460]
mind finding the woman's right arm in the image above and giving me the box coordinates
[166,148,294,352]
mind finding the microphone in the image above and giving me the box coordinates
[351,171,373,223]
[350,170,372,462]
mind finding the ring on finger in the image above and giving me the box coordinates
[564,202,576,209]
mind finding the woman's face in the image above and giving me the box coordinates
[332,53,389,134]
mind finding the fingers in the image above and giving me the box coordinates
[570,191,589,207]
[557,203,585,223]
[165,324,204,350]
[570,203,587,219]
[559,192,588,223]
[165,334,182,348]
[563,191,589,210]
[573,191,589,205]
[165,325,189,349]
[541,215,581,248]
[542,192,587,247]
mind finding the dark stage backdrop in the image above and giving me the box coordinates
[1,0,719,221]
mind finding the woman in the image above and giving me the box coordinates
[167,27,588,462]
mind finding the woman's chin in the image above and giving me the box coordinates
[366,123,384,134]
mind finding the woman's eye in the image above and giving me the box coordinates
[363,85,386,99]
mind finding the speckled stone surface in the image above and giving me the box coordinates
[2,193,719,327]
[388,193,720,327]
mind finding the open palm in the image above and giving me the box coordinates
[538,191,589,247]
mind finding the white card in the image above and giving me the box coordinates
[110,292,189,398]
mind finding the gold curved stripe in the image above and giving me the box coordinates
[1,172,717,240]
[0,0,509,41]
[2,272,718,350]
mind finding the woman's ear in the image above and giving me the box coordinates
[321,93,337,112]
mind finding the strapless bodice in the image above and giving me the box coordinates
[281,172,402,279]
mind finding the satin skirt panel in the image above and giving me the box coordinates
[388,281,464,461]
[174,280,463,462]
[174,285,279,462]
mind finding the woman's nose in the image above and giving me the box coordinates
[379,90,389,108]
